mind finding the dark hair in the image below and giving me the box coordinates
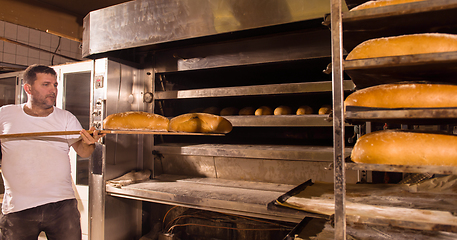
[23,64,57,85]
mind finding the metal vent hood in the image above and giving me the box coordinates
[82,0,348,58]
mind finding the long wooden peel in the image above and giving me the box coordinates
[0,130,224,139]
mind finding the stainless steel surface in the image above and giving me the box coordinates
[345,52,457,88]
[155,81,355,99]
[89,144,106,240]
[224,115,335,127]
[154,143,352,161]
[346,108,457,125]
[0,72,21,107]
[82,0,342,57]
[105,175,309,223]
[331,0,346,239]
[346,163,457,175]
[89,58,151,240]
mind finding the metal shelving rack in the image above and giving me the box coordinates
[331,0,457,239]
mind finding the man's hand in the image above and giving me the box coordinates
[80,126,105,146]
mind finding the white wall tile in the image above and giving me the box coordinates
[0,52,3,62]
[3,42,16,54]
[0,21,5,37]
[29,29,41,47]
[16,45,28,56]
[4,22,17,40]
[28,48,39,58]
[16,55,27,65]
[40,32,51,51]
[60,38,71,52]
[51,35,61,51]
[3,53,15,64]
[17,25,29,44]
[0,41,3,52]
[27,57,40,65]
[39,58,50,65]
[70,41,80,53]
[40,52,51,61]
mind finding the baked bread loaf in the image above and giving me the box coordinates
[220,107,239,116]
[352,130,457,166]
[238,107,255,115]
[346,33,457,60]
[351,0,426,11]
[169,113,232,133]
[274,106,292,115]
[296,105,313,115]
[318,105,332,115]
[255,106,273,115]
[345,83,457,109]
[103,111,169,131]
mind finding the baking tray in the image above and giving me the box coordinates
[343,51,457,88]
[270,176,457,233]
[345,106,457,124]
[324,0,457,51]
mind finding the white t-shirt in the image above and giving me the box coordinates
[0,103,83,214]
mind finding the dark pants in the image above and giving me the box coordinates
[0,199,81,240]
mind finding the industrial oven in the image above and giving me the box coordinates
[82,1,361,240]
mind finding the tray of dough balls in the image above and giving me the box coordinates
[217,105,333,127]
[343,33,457,88]
[0,112,233,139]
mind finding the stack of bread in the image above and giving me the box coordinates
[346,2,457,166]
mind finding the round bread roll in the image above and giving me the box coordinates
[220,107,239,116]
[238,107,255,115]
[351,0,426,11]
[352,130,457,166]
[255,106,273,116]
[296,105,313,115]
[345,83,457,109]
[274,105,292,115]
[318,105,332,115]
[169,113,232,134]
[203,107,221,115]
[103,111,169,131]
[346,33,457,60]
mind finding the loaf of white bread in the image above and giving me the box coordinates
[169,113,232,134]
[103,111,169,131]
[345,83,457,109]
[351,0,426,11]
[346,33,457,60]
[352,130,457,166]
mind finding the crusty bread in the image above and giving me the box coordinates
[103,111,169,131]
[345,83,457,109]
[255,106,273,116]
[318,105,332,115]
[168,113,232,134]
[274,106,292,115]
[296,105,313,115]
[346,33,457,60]
[351,0,426,11]
[220,107,239,116]
[238,107,255,115]
[352,130,457,166]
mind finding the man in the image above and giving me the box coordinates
[0,64,104,239]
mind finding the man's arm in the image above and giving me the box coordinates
[71,127,105,158]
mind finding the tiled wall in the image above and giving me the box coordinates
[0,20,84,68]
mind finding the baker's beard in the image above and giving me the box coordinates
[32,94,56,109]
